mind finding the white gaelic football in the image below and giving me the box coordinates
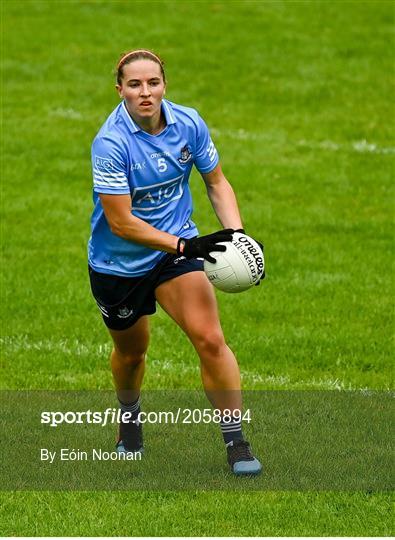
[204,232,264,293]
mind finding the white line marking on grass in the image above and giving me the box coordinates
[1,336,110,356]
[241,371,350,390]
[211,128,395,155]
[149,360,361,391]
[3,336,389,392]
[50,108,83,120]
[298,138,395,155]
[211,128,269,142]
[243,373,291,386]
[291,272,348,286]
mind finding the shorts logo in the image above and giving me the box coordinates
[132,174,184,212]
[95,156,114,171]
[178,145,193,165]
[117,306,133,319]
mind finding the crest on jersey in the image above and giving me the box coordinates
[178,145,193,164]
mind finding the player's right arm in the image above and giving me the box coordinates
[100,194,233,261]
[92,136,179,253]
[99,193,179,253]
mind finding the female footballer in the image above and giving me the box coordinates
[88,49,262,475]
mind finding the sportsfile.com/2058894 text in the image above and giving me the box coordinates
[40,408,252,427]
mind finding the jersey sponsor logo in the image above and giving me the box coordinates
[206,140,217,162]
[132,174,184,211]
[95,156,114,171]
[178,145,193,164]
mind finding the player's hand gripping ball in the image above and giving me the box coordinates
[204,231,265,293]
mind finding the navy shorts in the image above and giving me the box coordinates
[89,254,204,331]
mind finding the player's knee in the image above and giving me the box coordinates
[194,329,226,358]
[114,349,146,367]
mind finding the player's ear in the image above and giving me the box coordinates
[115,84,123,98]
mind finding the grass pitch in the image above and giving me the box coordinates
[1,0,394,536]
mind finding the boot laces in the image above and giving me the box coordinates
[231,440,253,461]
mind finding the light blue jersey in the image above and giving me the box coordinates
[88,99,219,277]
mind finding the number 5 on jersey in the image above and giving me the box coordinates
[157,158,167,172]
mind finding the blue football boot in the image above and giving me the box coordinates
[227,440,262,476]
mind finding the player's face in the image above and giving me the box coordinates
[116,60,166,125]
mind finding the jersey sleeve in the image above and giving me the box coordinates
[91,136,130,195]
[194,114,219,173]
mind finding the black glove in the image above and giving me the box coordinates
[177,229,234,263]
[233,229,265,284]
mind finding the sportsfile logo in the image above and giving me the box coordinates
[234,236,264,281]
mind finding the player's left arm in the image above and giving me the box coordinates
[201,163,243,230]
[202,163,265,283]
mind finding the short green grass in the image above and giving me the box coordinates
[1,491,392,537]
[1,0,394,536]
